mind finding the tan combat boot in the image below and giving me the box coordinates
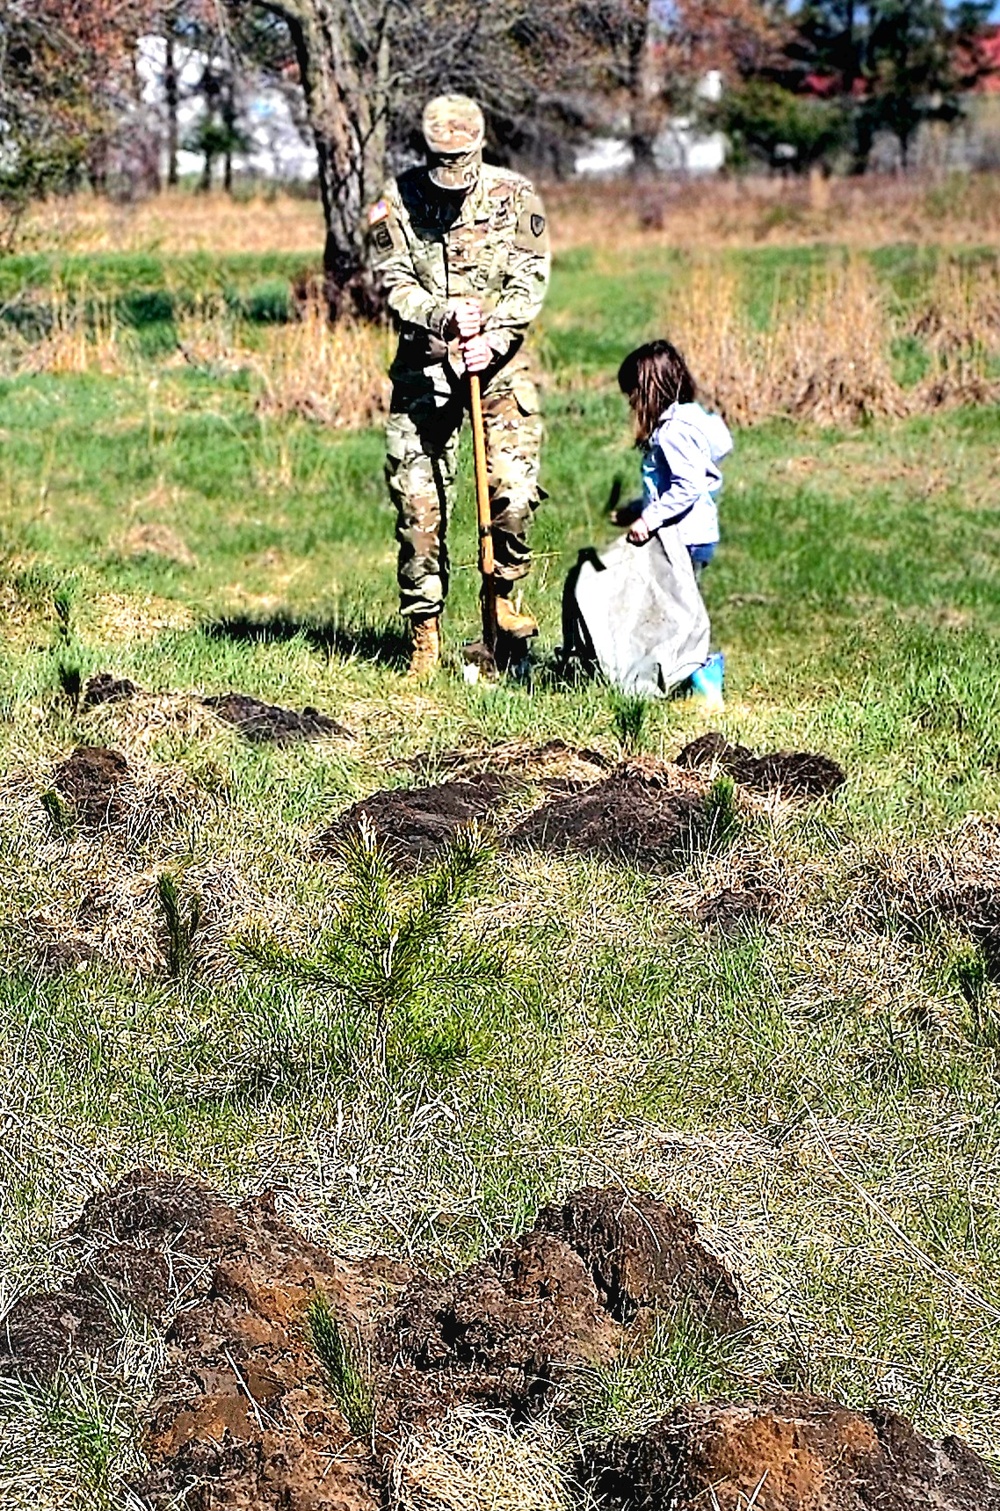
[495,590,538,640]
[406,616,441,679]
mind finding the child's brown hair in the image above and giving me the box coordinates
[617,340,697,446]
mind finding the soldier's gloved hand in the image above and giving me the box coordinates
[446,298,483,340]
[461,334,493,374]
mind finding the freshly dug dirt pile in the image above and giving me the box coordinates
[508,763,708,868]
[582,1396,1000,1511]
[52,745,133,827]
[204,691,352,745]
[532,1187,745,1332]
[385,1232,618,1422]
[83,672,141,708]
[0,1175,741,1509]
[677,732,846,799]
[696,884,776,937]
[319,774,514,866]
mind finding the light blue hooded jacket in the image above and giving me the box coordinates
[640,402,733,546]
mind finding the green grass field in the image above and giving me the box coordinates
[2,228,1000,1506]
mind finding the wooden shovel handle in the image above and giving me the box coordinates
[469,373,497,649]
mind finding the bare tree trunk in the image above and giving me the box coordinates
[266,0,391,315]
[165,29,179,186]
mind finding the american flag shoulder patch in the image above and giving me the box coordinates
[368,199,389,226]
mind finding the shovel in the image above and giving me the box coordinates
[462,371,499,681]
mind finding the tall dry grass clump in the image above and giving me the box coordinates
[670,252,1000,426]
[252,286,390,427]
[12,288,130,377]
[173,287,389,426]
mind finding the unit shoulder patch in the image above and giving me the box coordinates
[515,193,550,254]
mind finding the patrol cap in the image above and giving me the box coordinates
[422,94,485,191]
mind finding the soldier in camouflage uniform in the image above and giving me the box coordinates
[366,94,551,676]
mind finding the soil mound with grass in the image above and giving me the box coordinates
[0,1173,742,1510]
[509,762,708,868]
[52,744,133,827]
[319,774,514,866]
[696,884,776,936]
[677,733,846,799]
[83,671,140,708]
[582,1396,1000,1510]
[204,691,352,745]
[408,738,610,791]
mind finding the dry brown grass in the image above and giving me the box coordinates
[13,289,131,377]
[549,170,1000,254]
[19,174,1000,259]
[18,188,325,257]
[670,253,1000,426]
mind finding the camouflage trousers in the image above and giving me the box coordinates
[385,355,543,621]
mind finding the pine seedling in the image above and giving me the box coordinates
[237,821,501,1067]
[703,774,740,849]
[156,871,203,980]
[53,588,74,645]
[40,789,73,838]
[307,1293,375,1441]
[610,691,649,753]
[57,662,82,713]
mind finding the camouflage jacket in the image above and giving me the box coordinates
[366,164,550,369]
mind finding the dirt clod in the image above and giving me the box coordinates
[83,672,141,708]
[384,1230,619,1422]
[582,1396,1000,1510]
[319,774,514,866]
[533,1187,745,1333]
[204,691,352,745]
[509,764,707,868]
[53,745,132,827]
[677,733,846,799]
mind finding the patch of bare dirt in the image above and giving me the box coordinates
[204,691,353,746]
[581,1396,1000,1510]
[121,522,197,567]
[83,671,141,708]
[52,745,133,827]
[508,762,709,869]
[696,884,776,937]
[0,1174,742,1510]
[677,733,846,799]
[318,774,515,866]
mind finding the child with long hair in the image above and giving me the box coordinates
[616,340,732,581]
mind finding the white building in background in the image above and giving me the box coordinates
[135,35,315,184]
[574,71,728,178]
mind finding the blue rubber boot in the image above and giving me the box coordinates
[690,651,725,709]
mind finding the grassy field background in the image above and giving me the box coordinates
[2,183,1000,1507]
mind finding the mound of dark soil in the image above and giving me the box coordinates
[52,745,132,827]
[509,764,708,868]
[204,691,352,745]
[83,672,140,709]
[319,774,514,866]
[696,885,776,937]
[0,1174,742,1509]
[582,1396,1000,1511]
[384,1229,619,1418]
[677,733,846,799]
[533,1186,745,1333]
[0,1280,119,1381]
